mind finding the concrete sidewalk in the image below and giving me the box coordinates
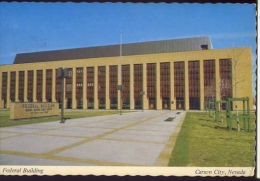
[0,110,186,166]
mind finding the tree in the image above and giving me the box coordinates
[230,48,246,131]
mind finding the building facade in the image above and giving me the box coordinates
[0,37,253,110]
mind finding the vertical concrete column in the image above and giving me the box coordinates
[94,66,98,109]
[83,67,87,109]
[52,68,56,103]
[42,69,46,102]
[33,70,37,102]
[130,63,134,109]
[105,65,110,109]
[170,61,176,110]
[199,60,204,110]
[72,67,77,109]
[184,60,190,110]
[15,71,19,102]
[215,59,220,101]
[142,63,148,110]
[6,72,10,108]
[156,62,162,110]
[24,70,28,102]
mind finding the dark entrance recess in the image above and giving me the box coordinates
[134,98,142,109]
[67,98,72,109]
[110,98,117,109]
[57,99,62,109]
[176,97,184,110]
[162,97,170,110]
[99,98,106,109]
[77,98,83,109]
[88,98,94,109]
[122,98,130,109]
[149,98,156,110]
[189,97,200,110]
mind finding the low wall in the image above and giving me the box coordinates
[10,102,59,120]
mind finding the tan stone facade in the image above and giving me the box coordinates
[0,47,253,110]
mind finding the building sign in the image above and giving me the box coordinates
[10,103,59,120]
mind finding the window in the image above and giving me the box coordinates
[204,60,215,101]
[87,67,94,99]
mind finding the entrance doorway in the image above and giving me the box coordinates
[88,98,94,109]
[99,98,106,109]
[176,97,184,110]
[148,98,156,110]
[189,97,200,110]
[162,97,170,110]
[134,98,142,109]
[67,98,72,109]
[110,98,117,109]
[122,98,130,109]
[77,98,83,109]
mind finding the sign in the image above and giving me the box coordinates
[10,103,59,120]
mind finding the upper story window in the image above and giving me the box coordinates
[201,44,208,50]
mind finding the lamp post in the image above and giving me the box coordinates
[118,30,122,115]
[58,67,68,123]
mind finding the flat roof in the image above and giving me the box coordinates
[14,36,212,64]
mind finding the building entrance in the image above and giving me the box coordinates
[176,98,184,110]
[99,98,106,109]
[162,97,170,110]
[110,98,117,109]
[88,98,94,109]
[134,98,142,109]
[189,97,200,110]
[67,98,72,109]
[77,98,83,109]
[122,98,130,109]
[148,98,156,110]
[57,99,62,109]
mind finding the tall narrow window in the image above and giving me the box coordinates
[174,62,185,109]
[2,72,8,107]
[203,60,215,102]
[122,65,130,109]
[109,65,118,109]
[46,69,52,102]
[219,59,232,101]
[98,66,106,109]
[134,64,143,109]
[188,61,200,110]
[10,72,16,102]
[36,70,43,102]
[27,70,33,102]
[18,71,25,102]
[55,69,62,100]
[160,62,170,109]
[75,67,83,109]
[65,68,73,99]
[147,63,156,109]
[87,67,94,109]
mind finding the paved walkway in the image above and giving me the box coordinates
[0,110,186,166]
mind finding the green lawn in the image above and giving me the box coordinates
[0,109,128,127]
[168,111,256,167]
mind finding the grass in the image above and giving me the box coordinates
[168,111,256,167]
[0,109,129,127]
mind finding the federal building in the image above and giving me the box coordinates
[0,37,253,110]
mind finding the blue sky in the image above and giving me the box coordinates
[0,3,256,65]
